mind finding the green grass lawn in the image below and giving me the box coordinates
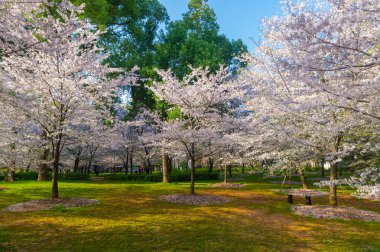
[0,173,379,252]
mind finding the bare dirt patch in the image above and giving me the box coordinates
[159,194,230,206]
[293,205,380,222]
[210,182,245,188]
[0,187,8,191]
[5,198,100,212]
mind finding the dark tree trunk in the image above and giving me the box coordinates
[124,162,128,174]
[162,143,171,183]
[242,163,245,174]
[190,143,195,194]
[74,157,80,172]
[52,133,62,199]
[145,159,151,174]
[208,158,213,173]
[87,161,92,173]
[129,151,133,173]
[148,159,152,174]
[228,164,232,178]
[224,165,228,183]
[168,156,172,173]
[124,150,129,174]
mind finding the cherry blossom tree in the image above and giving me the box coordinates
[238,0,380,205]
[1,0,134,198]
[149,66,246,194]
[0,0,45,57]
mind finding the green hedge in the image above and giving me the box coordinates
[1,169,219,182]
[100,169,219,182]
[60,172,90,180]
[16,171,39,180]
[0,171,89,181]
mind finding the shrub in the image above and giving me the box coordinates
[0,171,89,181]
[59,172,90,180]
[15,171,38,180]
[101,173,146,181]
[100,168,219,182]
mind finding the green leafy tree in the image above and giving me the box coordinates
[72,0,169,117]
[156,0,247,79]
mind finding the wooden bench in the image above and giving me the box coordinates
[287,189,328,205]
[288,194,312,205]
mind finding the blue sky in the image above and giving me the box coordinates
[159,0,283,52]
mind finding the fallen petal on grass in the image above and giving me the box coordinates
[210,183,245,188]
[293,205,380,222]
[6,198,100,212]
[159,194,230,205]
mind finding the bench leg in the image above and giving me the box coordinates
[305,196,312,205]
[287,194,293,204]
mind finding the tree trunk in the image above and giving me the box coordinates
[123,150,129,174]
[130,150,133,173]
[208,158,213,173]
[38,164,48,181]
[145,160,150,174]
[299,168,308,189]
[6,141,16,182]
[168,156,172,173]
[329,162,338,206]
[162,143,171,183]
[320,157,325,178]
[224,165,228,183]
[74,157,80,172]
[228,164,232,178]
[88,161,92,174]
[52,134,62,199]
[329,134,342,206]
[6,168,15,182]
[190,143,195,195]
[242,163,245,174]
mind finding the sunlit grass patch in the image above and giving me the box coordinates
[0,175,379,251]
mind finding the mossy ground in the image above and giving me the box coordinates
[0,172,379,252]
